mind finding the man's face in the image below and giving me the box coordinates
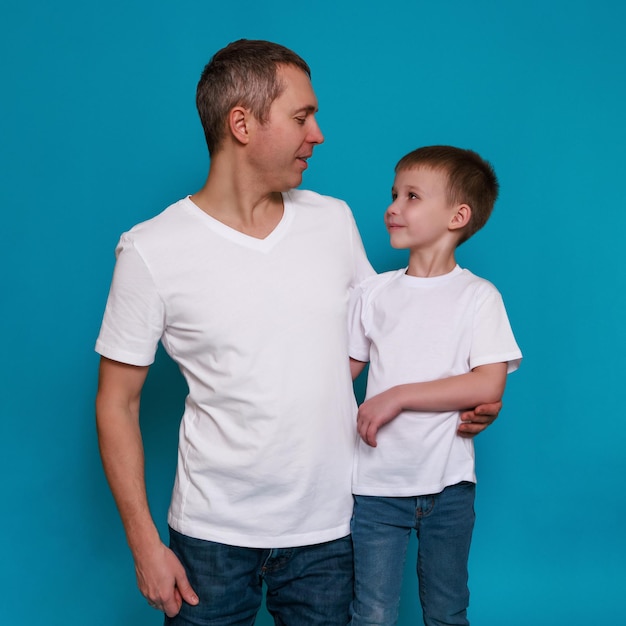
[248,64,324,191]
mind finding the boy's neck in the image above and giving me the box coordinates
[406,248,458,278]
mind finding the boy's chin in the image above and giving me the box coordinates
[388,240,406,250]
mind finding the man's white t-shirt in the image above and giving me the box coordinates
[349,265,522,497]
[96,190,373,548]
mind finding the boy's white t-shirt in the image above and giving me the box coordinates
[349,265,522,497]
[96,190,373,548]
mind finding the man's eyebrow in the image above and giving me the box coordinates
[293,105,318,114]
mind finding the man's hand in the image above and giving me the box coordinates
[134,541,199,617]
[357,388,402,447]
[457,401,503,438]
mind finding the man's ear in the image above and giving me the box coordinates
[229,106,251,145]
[449,204,471,231]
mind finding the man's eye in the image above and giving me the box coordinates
[295,117,306,125]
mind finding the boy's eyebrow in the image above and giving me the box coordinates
[392,183,420,193]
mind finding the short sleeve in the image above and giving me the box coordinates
[348,284,371,363]
[344,203,375,287]
[470,287,522,373]
[95,234,165,366]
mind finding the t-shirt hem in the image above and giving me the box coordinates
[352,474,476,497]
[168,516,351,549]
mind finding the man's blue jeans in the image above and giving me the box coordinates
[165,527,353,625]
[350,482,476,626]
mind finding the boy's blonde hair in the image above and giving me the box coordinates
[396,146,499,244]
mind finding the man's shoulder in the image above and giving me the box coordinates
[122,197,192,241]
[286,188,349,211]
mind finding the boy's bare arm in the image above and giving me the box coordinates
[350,357,367,381]
[96,357,199,616]
[356,362,508,447]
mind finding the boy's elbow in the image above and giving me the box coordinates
[474,364,508,404]
[484,389,504,405]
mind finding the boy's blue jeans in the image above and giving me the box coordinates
[350,482,476,626]
[165,527,353,625]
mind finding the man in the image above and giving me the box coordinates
[95,40,499,625]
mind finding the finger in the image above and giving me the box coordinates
[474,401,502,416]
[365,423,377,447]
[163,595,183,618]
[359,427,369,445]
[357,419,365,442]
[461,414,490,424]
[358,422,373,446]
[357,416,368,440]
[176,576,199,606]
[457,422,487,436]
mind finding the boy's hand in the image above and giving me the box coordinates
[357,389,402,447]
[458,401,502,437]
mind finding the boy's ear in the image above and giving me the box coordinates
[228,106,251,145]
[449,204,471,231]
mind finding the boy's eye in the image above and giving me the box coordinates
[408,193,418,200]
[391,193,398,201]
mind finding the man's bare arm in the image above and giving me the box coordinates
[457,401,503,437]
[96,356,198,616]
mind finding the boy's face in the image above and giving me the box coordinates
[385,166,460,251]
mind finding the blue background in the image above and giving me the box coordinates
[2,1,625,624]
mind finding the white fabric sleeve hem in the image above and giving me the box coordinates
[94,341,156,367]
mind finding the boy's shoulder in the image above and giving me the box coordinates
[356,267,503,301]
[356,268,405,291]
[457,267,501,294]
[352,269,406,307]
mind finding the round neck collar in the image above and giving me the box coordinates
[400,264,463,286]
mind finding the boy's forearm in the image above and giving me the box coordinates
[357,363,508,447]
[395,363,508,413]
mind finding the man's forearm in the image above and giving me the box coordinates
[95,358,160,555]
[96,402,162,555]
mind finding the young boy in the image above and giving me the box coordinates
[348,146,522,626]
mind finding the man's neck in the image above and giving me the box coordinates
[191,159,285,239]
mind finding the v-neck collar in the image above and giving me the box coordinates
[183,193,293,252]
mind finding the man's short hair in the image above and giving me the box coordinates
[196,39,311,155]
[396,145,499,244]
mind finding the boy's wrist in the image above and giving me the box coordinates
[392,385,410,413]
